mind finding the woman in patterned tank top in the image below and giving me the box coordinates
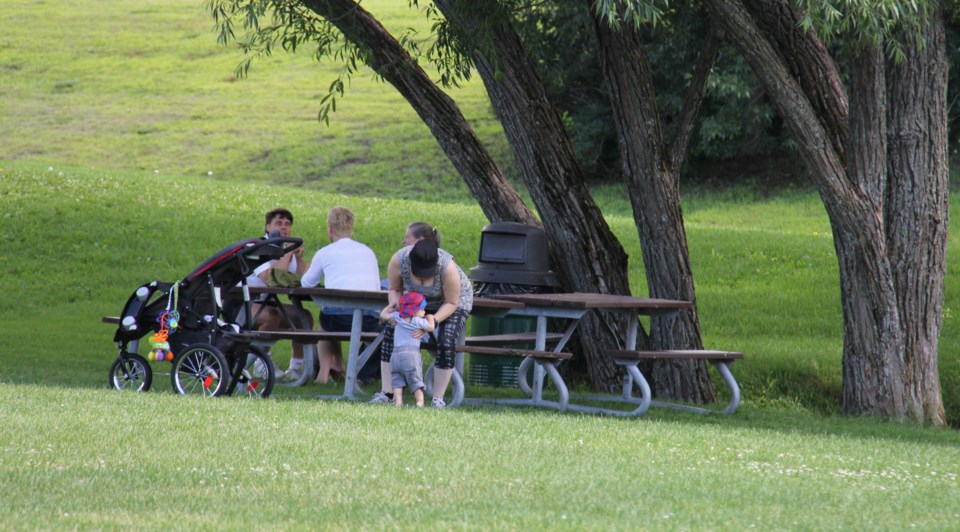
[370,223,472,408]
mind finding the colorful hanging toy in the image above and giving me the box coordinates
[149,283,180,362]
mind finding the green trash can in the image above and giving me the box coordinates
[467,315,536,387]
[466,222,562,387]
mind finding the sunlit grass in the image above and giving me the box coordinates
[0,0,507,202]
[1,167,956,422]
[1,384,958,529]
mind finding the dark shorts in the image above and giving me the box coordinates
[319,312,382,333]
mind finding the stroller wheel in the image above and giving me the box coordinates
[170,343,229,397]
[225,345,275,399]
[109,352,152,392]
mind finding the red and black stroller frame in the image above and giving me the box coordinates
[108,234,302,398]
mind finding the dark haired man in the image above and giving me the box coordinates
[248,208,314,380]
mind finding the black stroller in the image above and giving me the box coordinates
[108,234,302,398]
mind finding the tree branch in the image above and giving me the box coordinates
[742,0,848,162]
[667,27,721,170]
[298,0,538,225]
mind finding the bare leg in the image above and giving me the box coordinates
[393,387,403,407]
[291,341,305,366]
[432,367,454,401]
[315,340,345,384]
[380,362,393,394]
[414,387,424,407]
[287,303,313,367]
[315,340,333,383]
[256,303,313,373]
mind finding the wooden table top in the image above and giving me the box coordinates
[488,292,692,310]
[246,286,524,310]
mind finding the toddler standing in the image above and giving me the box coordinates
[381,292,435,407]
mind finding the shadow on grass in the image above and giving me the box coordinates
[13,348,959,446]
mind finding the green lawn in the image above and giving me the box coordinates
[2,383,958,529]
[0,0,507,202]
[1,168,958,528]
[2,0,960,527]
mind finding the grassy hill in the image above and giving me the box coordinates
[0,0,511,201]
[0,0,958,418]
[1,166,958,419]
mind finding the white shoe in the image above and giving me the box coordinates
[431,397,446,409]
[252,358,271,379]
[282,367,303,381]
[368,391,392,404]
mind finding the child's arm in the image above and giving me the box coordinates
[424,314,436,332]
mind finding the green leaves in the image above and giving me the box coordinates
[794,0,931,62]
[592,0,668,29]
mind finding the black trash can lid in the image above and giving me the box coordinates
[469,222,560,287]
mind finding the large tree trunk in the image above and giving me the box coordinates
[706,0,947,423]
[840,43,907,416]
[590,4,715,402]
[884,12,948,424]
[299,0,537,226]
[436,0,632,391]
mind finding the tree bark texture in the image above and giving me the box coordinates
[590,3,715,402]
[884,12,949,424]
[299,0,538,226]
[707,0,947,423]
[838,43,909,417]
[436,0,632,391]
[741,0,848,160]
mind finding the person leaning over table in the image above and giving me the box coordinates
[370,236,473,408]
[300,206,382,384]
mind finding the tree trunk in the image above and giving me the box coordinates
[839,44,908,417]
[436,0,632,391]
[742,0,848,159]
[708,0,949,423]
[299,0,537,226]
[590,3,715,402]
[884,12,948,424]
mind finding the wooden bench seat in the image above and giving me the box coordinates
[235,330,381,343]
[456,345,571,360]
[606,349,743,361]
[463,332,563,346]
[455,345,573,412]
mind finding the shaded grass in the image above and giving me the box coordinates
[2,166,960,529]
[1,166,956,424]
[3,0,960,525]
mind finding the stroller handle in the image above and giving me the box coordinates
[242,235,303,264]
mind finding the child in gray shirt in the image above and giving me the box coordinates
[381,291,435,407]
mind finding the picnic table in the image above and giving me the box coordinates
[105,288,742,414]
[242,287,522,404]
[471,292,743,415]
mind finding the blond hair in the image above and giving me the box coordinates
[327,206,355,239]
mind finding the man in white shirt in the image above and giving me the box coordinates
[247,208,313,379]
[301,206,382,383]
